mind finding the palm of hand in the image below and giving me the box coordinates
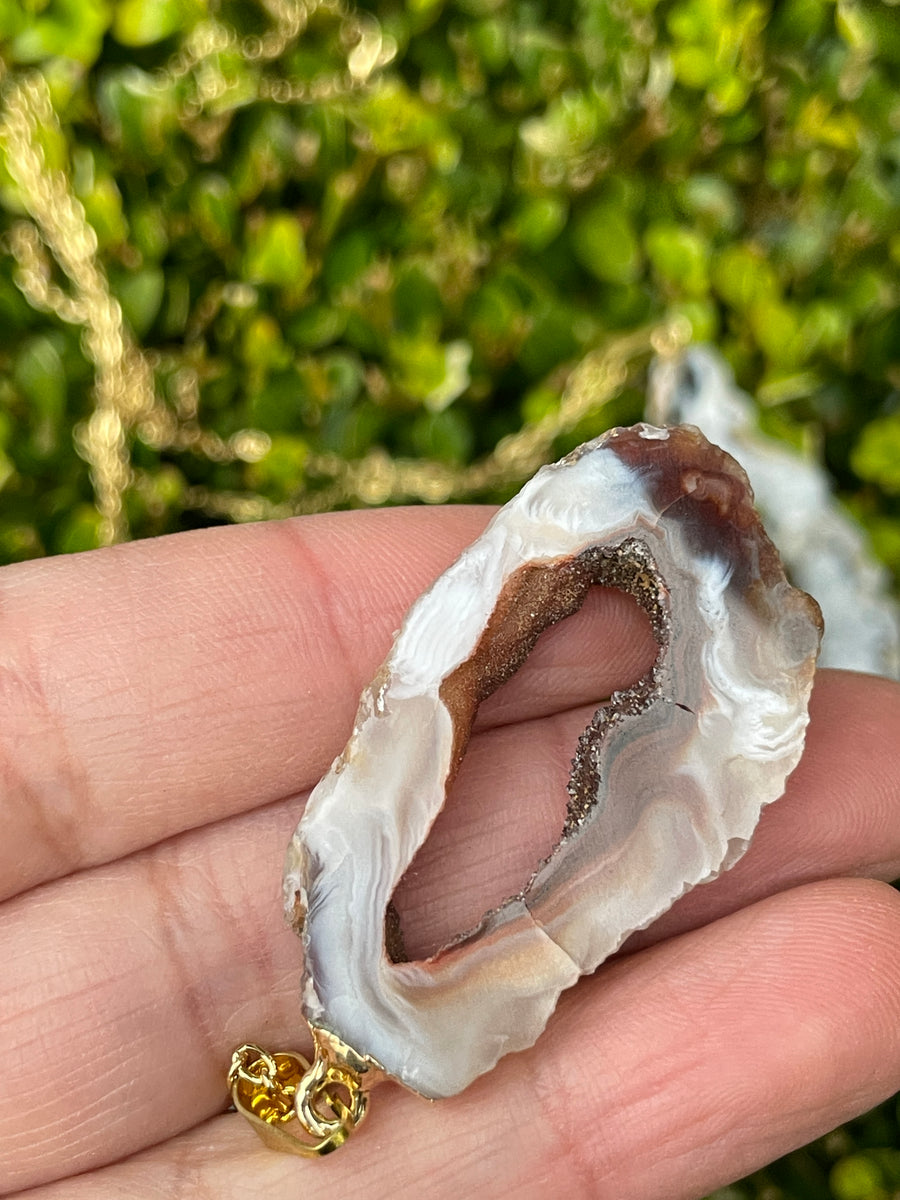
[1,507,899,1200]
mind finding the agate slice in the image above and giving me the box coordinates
[284,424,822,1100]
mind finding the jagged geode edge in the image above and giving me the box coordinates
[284,423,823,1099]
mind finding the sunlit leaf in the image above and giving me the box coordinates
[112,0,205,46]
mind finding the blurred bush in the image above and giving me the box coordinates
[0,1,898,1193]
[0,0,898,561]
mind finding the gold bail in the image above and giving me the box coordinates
[228,1029,372,1157]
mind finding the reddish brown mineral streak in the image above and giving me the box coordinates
[437,555,612,786]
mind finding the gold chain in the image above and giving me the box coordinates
[228,1030,379,1156]
[0,4,692,543]
[0,0,400,545]
[182,318,691,522]
[0,70,166,544]
[165,0,396,123]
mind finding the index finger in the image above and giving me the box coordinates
[0,506,652,900]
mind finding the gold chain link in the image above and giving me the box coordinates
[228,1036,371,1157]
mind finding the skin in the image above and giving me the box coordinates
[0,505,899,1200]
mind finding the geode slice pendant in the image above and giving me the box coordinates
[284,424,823,1101]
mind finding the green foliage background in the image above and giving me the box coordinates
[0,1,898,1195]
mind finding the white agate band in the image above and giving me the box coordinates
[284,423,822,1099]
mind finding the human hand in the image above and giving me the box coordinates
[1,507,899,1200]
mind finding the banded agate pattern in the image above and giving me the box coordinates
[284,424,823,1099]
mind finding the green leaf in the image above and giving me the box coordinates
[13,335,67,422]
[247,369,311,433]
[852,415,900,495]
[389,336,472,408]
[518,303,581,377]
[470,18,508,72]
[324,231,376,295]
[287,306,346,350]
[190,174,239,250]
[393,266,444,336]
[677,175,741,234]
[114,267,165,337]
[352,79,445,156]
[572,202,642,284]
[711,244,780,311]
[243,213,309,290]
[241,314,290,370]
[667,299,719,342]
[9,0,111,64]
[408,408,474,464]
[322,352,365,406]
[801,301,851,356]
[520,90,603,160]
[112,0,205,46]
[644,222,710,296]
[129,204,169,261]
[671,43,716,89]
[0,442,14,492]
[96,68,180,158]
[54,504,104,554]
[750,299,807,369]
[506,196,568,251]
[829,1154,888,1200]
[75,164,127,248]
[0,0,27,39]
[319,400,387,458]
[247,434,309,496]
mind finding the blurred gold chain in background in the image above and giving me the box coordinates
[0,67,159,543]
[185,317,687,523]
[0,14,689,543]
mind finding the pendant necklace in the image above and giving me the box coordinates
[229,423,822,1155]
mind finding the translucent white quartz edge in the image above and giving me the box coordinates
[284,423,821,1099]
